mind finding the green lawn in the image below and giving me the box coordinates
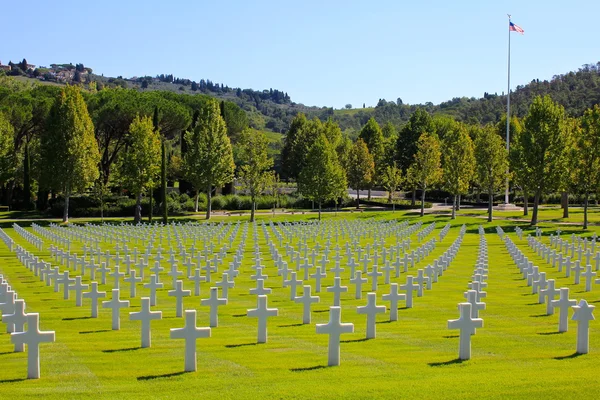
[0,212,598,399]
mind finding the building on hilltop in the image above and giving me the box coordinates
[0,61,11,71]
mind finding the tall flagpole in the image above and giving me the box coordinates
[505,14,511,205]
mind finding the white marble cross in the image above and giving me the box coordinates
[357,292,386,339]
[130,297,162,348]
[350,271,367,300]
[247,295,278,343]
[447,302,483,360]
[110,266,125,290]
[102,289,130,330]
[316,306,354,366]
[382,283,406,322]
[367,264,382,292]
[250,279,272,296]
[283,271,302,301]
[581,265,596,291]
[169,280,191,318]
[189,269,206,297]
[310,267,327,293]
[201,287,227,327]
[2,299,27,351]
[10,313,55,379]
[215,273,235,300]
[0,291,16,332]
[551,287,577,332]
[69,276,89,307]
[464,290,486,320]
[58,271,75,300]
[295,285,320,324]
[97,263,110,285]
[170,309,211,372]
[168,264,183,289]
[571,299,595,354]
[83,282,106,318]
[327,277,348,307]
[400,276,420,308]
[143,274,164,306]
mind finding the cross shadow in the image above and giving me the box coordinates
[537,331,564,336]
[553,352,583,360]
[341,338,370,343]
[521,293,534,296]
[530,314,548,318]
[0,378,27,384]
[63,316,93,321]
[225,343,258,348]
[398,307,409,310]
[232,314,246,318]
[102,347,141,353]
[0,351,15,356]
[428,358,466,367]
[313,309,330,313]
[278,323,304,328]
[443,335,459,339]
[289,365,327,372]
[590,299,600,303]
[79,329,111,334]
[137,371,190,381]
[376,320,394,324]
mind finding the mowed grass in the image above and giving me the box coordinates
[0,212,599,399]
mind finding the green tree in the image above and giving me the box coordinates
[576,105,600,229]
[238,129,273,222]
[358,117,384,199]
[41,85,100,222]
[474,126,508,222]
[407,133,441,217]
[120,115,161,224]
[161,140,168,223]
[520,95,569,225]
[347,138,374,209]
[506,116,529,214]
[298,134,347,220]
[441,124,475,219]
[183,99,235,219]
[22,141,31,210]
[381,161,403,211]
[0,112,14,193]
[281,114,323,181]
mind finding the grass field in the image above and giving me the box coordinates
[0,211,599,399]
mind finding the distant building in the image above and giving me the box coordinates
[0,61,11,71]
[26,64,36,71]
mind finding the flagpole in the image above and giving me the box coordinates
[505,14,511,205]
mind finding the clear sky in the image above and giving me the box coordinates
[2,0,598,109]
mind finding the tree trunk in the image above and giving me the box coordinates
[583,192,589,230]
[457,194,461,211]
[318,201,322,220]
[161,141,168,224]
[250,197,256,222]
[561,191,569,218]
[23,143,31,210]
[420,188,426,217]
[523,190,529,216]
[411,188,416,206]
[206,183,212,220]
[356,189,360,209]
[388,190,392,204]
[531,191,540,226]
[476,189,480,203]
[488,189,493,222]
[451,194,456,219]
[195,192,199,213]
[368,188,371,201]
[149,188,153,222]
[134,192,142,224]
[63,188,70,223]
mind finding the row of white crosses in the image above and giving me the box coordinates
[0,250,56,379]
[13,223,43,250]
[447,225,487,360]
[438,223,451,242]
[0,227,15,250]
[526,232,600,291]
[504,230,595,354]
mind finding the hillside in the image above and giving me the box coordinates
[2,59,599,135]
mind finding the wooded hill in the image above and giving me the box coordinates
[4,60,599,135]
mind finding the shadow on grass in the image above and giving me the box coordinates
[225,343,258,348]
[137,371,190,381]
[278,323,304,328]
[526,303,540,306]
[376,320,394,324]
[313,309,330,313]
[538,331,564,336]
[530,313,550,318]
[63,316,92,321]
[232,314,246,318]
[553,352,583,360]
[521,293,534,296]
[0,378,27,384]
[102,347,141,353]
[0,351,15,356]
[79,329,111,334]
[443,335,459,339]
[341,338,370,343]
[290,365,327,372]
[428,358,466,367]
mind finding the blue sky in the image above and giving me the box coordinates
[2,1,598,108]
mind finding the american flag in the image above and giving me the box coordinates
[509,21,525,34]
